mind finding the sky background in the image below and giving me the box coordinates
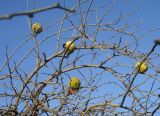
[0,0,160,115]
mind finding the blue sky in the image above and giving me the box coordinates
[0,0,160,115]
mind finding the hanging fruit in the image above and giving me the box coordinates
[68,77,81,94]
[32,23,43,34]
[135,61,148,74]
[63,40,76,54]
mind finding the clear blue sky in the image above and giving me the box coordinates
[0,0,160,115]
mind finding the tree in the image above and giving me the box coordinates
[0,0,160,115]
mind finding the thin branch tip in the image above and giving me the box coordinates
[53,2,60,7]
[154,39,160,45]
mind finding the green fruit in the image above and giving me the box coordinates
[32,23,43,34]
[135,61,148,74]
[69,77,81,91]
[64,41,76,54]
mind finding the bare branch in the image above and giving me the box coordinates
[0,3,75,20]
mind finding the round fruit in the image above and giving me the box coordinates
[135,61,148,74]
[32,23,43,34]
[64,41,76,54]
[69,77,81,91]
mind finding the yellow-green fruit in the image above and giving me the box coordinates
[32,23,43,34]
[64,41,75,53]
[69,77,81,91]
[135,61,148,74]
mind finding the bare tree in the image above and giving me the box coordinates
[0,0,160,115]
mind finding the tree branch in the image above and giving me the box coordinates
[0,3,75,20]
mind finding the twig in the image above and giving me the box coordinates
[151,104,160,116]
